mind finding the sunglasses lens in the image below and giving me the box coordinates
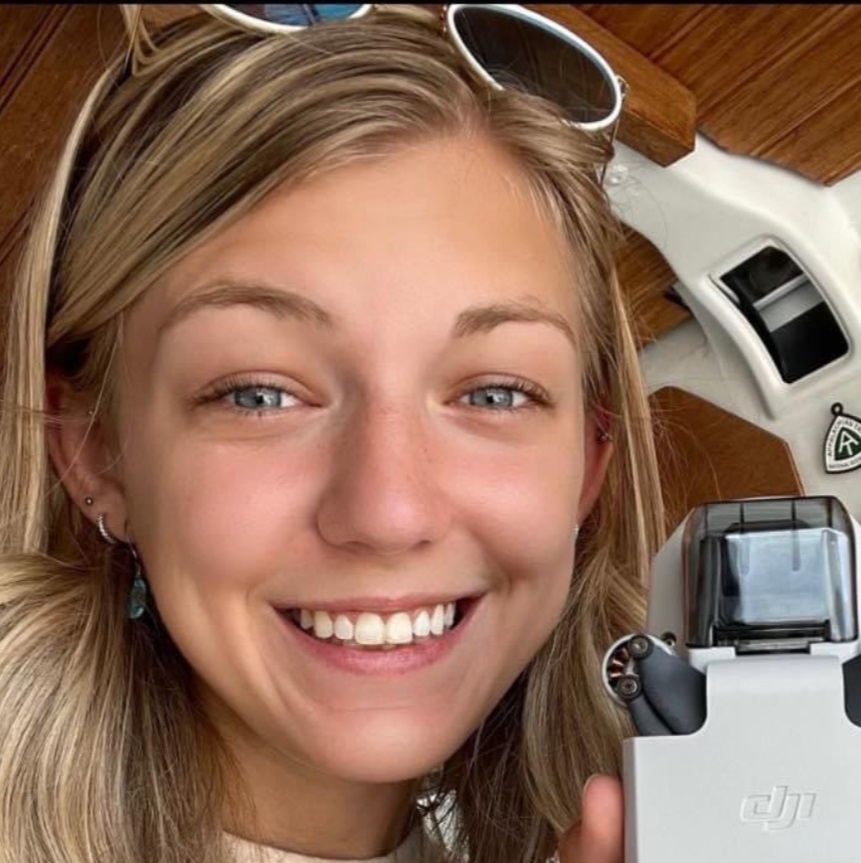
[452,7,618,127]
[226,5,365,27]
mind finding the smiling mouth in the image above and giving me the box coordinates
[280,599,472,650]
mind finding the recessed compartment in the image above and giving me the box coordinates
[713,244,848,383]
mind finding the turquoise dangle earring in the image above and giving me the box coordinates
[127,543,148,621]
[92,505,149,621]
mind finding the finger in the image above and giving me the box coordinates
[557,774,624,863]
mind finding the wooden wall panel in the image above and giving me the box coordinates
[0,7,125,240]
[140,4,200,29]
[651,387,803,532]
[615,231,689,347]
[765,94,861,186]
[0,5,67,268]
[0,6,125,311]
[0,236,22,347]
[654,5,842,114]
[575,5,708,61]
[0,6,57,105]
[701,5,861,159]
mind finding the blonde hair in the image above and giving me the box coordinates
[0,7,664,863]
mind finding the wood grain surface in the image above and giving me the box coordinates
[0,6,125,253]
[651,387,803,531]
[577,4,709,60]
[615,231,690,348]
[0,6,126,325]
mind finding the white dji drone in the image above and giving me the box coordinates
[603,495,861,863]
[601,134,861,862]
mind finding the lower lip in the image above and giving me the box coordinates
[274,600,479,676]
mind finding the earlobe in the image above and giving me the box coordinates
[45,375,128,537]
[576,411,614,524]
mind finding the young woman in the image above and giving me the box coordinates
[0,6,663,862]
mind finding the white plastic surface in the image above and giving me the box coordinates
[608,136,861,521]
[624,655,861,862]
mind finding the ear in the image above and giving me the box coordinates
[45,374,130,542]
[575,409,614,524]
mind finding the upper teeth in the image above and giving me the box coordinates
[296,602,457,645]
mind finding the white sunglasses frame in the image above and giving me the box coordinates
[445,4,625,133]
[200,3,626,133]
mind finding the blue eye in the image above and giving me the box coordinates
[196,379,301,416]
[229,385,298,411]
[464,386,528,409]
[460,380,549,411]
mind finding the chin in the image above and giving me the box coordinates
[301,709,472,784]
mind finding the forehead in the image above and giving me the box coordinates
[131,134,578,348]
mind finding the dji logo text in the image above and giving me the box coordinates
[740,786,816,831]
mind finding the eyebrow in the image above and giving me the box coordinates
[156,281,577,349]
[453,299,577,349]
[156,282,334,341]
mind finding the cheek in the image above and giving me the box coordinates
[451,435,585,576]
[459,433,586,654]
[125,435,321,597]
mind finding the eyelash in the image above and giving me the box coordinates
[196,375,553,419]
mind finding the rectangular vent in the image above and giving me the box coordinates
[716,246,848,383]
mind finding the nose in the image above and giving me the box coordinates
[314,399,451,556]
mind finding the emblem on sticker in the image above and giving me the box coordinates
[824,403,861,474]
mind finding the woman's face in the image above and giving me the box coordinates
[106,134,608,786]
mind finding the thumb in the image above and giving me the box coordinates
[556,774,624,863]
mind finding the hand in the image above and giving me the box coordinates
[555,774,624,863]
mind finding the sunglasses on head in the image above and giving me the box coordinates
[197,4,627,134]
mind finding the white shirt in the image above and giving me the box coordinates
[224,827,437,863]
